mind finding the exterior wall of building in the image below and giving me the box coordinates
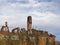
[0,16,55,45]
[0,31,55,45]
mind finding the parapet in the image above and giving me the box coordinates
[49,34,56,38]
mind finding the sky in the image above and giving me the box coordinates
[0,0,60,41]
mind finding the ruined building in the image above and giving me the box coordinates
[0,16,55,45]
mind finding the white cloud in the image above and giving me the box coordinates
[31,11,60,27]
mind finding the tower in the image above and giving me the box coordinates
[27,16,32,34]
[1,21,9,32]
[27,16,32,31]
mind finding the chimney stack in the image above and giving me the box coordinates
[27,16,32,31]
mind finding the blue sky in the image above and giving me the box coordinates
[0,0,60,41]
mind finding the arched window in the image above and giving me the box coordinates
[3,35,9,40]
[11,35,19,40]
